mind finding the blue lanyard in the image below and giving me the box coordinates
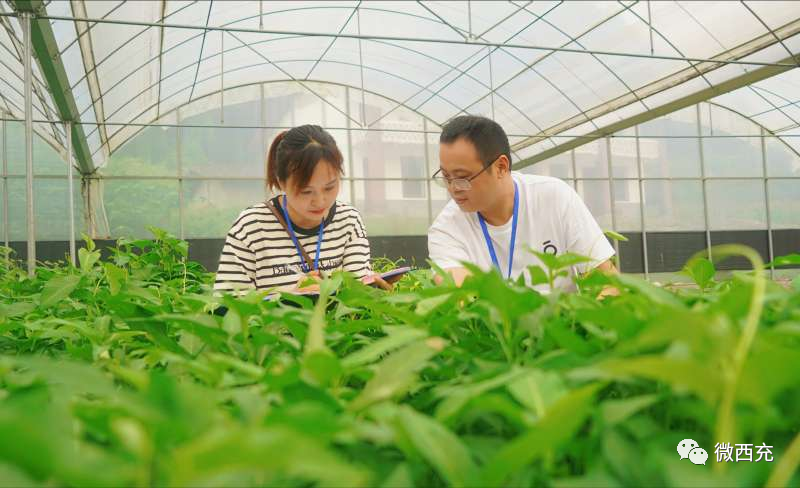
[281,195,324,273]
[477,182,519,280]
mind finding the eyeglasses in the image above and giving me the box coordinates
[432,156,499,192]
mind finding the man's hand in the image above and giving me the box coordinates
[594,259,620,299]
[434,260,620,299]
[434,267,471,287]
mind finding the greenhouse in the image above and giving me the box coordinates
[0,1,799,486]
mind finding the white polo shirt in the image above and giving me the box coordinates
[428,172,615,293]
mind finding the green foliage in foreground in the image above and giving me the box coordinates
[0,230,799,487]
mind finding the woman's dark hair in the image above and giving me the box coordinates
[440,115,511,167]
[266,125,344,192]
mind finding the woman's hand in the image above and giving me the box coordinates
[294,270,322,293]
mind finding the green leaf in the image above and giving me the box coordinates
[529,249,559,271]
[527,265,549,286]
[604,230,629,242]
[265,400,341,442]
[81,233,95,252]
[0,399,138,487]
[529,250,592,272]
[3,355,120,399]
[415,293,452,316]
[39,275,81,308]
[546,320,598,356]
[0,462,41,487]
[78,248,100,274]
[600,394,660,426]
[125,319,190,357]
[572,356,723,404]
[156,314,228,350]
[682,257,715,289]
[0,302,36,319]
[302,350,342,387]
[554,253,594,269]
[304,275,342,355]
[506,369,568,419]
[462,267,546,324]
[205,353,265,379]
[349,337,447,411]
[103,263,126,295]
[478,384,602,487]
[551,465,621,488]
[178,331,205,357]
[169,426,369,487]
[602,429,660,486]
[341,327,427,369]
[381,463,414,488]
[221,309,242,336]
[737,336,800,405]
[435,368,528,423]
[396,406,477,487]
[613,274,684,308]
[765,253,800,268]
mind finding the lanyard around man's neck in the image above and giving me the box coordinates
[477,181,519,280]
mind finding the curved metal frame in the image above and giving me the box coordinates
[0,1,798,175]
[707,101,800,159]
[89,61,457,157]
[33,2,800,169]
[69,6,565,149]
[674,1,800,142]
[65,4,464,92]
[1,1,798,275]
[98,78,445,162]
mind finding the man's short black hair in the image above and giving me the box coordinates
[440,115,511,167]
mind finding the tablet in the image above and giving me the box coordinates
[362,266,413,286]
[264,267,414,300]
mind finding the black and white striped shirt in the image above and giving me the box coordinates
[214,196,372,293]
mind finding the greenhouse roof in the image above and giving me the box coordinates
[1,0,799,172]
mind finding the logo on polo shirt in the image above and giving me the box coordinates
[542,240,558,255]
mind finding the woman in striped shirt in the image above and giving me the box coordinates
[214,125,372,294]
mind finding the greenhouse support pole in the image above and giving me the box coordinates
[66,121,76,267]
[2,119,8,249]
[177,108,185,240]
[760,128,775,279]
[356,8,366,126]
[488,46,495,120]
[605,137,621,271]
[345,88,356,205]
[220,31,224,124]
[260,83,268,200]
[634,126,649,279]
[570,149,577,190]
[696,105,712,260]
[423,118,433,226]
[23,11,36,276]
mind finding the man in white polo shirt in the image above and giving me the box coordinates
[428,115,617,294]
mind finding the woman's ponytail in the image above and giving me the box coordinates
[266,130,288,191]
